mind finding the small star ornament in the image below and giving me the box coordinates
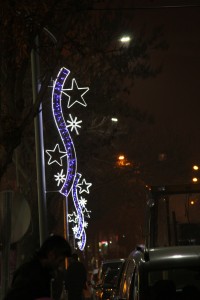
[46,144,67,166]
[77,179,92,194]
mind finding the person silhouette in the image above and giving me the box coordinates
[4,234,71,300]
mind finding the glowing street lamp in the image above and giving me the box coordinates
[192,177,198,183]
[111,117,118,122]
[192,165,199,183]
[120,36,131,43]
[118,155,125,160]
[193,165,199,170]
[117,155,125,167]
[116,154,131,167]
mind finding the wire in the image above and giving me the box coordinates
[90,4,200,11]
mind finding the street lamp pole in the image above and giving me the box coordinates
[31,30,71,246]
[31,36,48,245]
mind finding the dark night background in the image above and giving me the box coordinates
[85,1,200,259]
[1,0,200,273]
[132,1,200,154]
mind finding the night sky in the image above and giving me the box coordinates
[129,2,200,159]
[87,1,200,253]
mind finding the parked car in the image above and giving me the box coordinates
[109,259,127,300]
[115,245,200,300]
[94,258,125,300]
[90,268,100,299]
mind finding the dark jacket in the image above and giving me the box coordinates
[4,256,53,300]
[65,260,87,300]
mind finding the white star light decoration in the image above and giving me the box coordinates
[77,179,92,194]
[46,68,92,251]
[46,144,67,166]
[62,78,89,108]
[68,194,91,225]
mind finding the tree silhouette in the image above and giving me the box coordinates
[0,1,169,266]
[0,0,167,182]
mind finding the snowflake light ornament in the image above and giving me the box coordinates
[54,169,66,186]
[66,114,82,135]
[79,197,87,207]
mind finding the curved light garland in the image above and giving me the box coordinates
[72,173,84,239]
[52,67,77,196]
[72,173,86,250]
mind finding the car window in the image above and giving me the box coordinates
[104,268,119,286]
[99,260,124,284]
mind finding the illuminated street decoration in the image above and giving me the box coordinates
[46,143,67,166]
[62,78,89,108]
[77,178,92,194]
[45,67,91,250]
[54,169,66,186]
[66,114,82,135]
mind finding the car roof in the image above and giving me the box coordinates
[129,246,200,270]
[147,246,200,267]
[102,258,125,264]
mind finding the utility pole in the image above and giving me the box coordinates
[0,191,13,299]
[31,36,48,245]
[31,29,57,245]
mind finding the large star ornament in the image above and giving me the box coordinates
[62,78,89,108]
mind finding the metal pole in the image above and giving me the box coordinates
[63,196,70,269]
[63,197,67,240]
[0,190,13,299]
[31,36,48,245]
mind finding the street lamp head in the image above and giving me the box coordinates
[120,36,131,43]
[192,177,198,183]
[193,165,199,170]
[118,155,125,160]
[111,117,118,122]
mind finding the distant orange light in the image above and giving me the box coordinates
[192,177,198,183]
[118,155,125,160]
[190,200,195,205]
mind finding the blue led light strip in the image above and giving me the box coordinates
[72,173,84,239]
[79,230,86,251]
[52,67,77,196]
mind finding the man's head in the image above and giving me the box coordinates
[38,234,71,269]
[68,252,80,265]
